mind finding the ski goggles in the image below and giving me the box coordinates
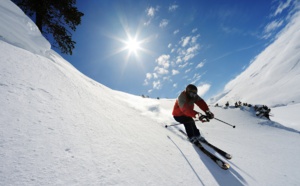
[188,90,197,98]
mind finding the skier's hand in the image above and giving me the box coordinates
[199,114,210,122]
[205,110,214,119]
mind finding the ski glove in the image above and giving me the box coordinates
[205,110,214,119]
[199,114,210,122]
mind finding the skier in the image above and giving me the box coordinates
[172,84,214,143]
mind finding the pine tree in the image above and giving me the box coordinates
[13,0,84,55]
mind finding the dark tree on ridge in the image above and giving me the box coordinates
[13,0,84,55]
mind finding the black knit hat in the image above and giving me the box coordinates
[186,84,197,92]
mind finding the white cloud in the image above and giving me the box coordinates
[192,73,202,83]
[147,7,157,17]
[173,83,177,88]
[179,63,188,68]
[192,28,198,33]
[144,21,151,26]
[159,19,169,28]
[169,5,179,12]
[172,69,180,75]
[168,43,172,48]
[185,68,191,73]
[196,62,205,69]
[153,80,162,89]
[274,0,292,16]
[176,56,182,64]
[163,76,170,81]
[175,35,201,64]
[197,84,211,97]
[154,67,169,75]
[191,34,200,43]
[144,6,159,26]
[181,36,191,47]
[264,20,284,33]
[183,53,195,62]
[146,73,152,79]
[156,54,170,68]
[143,79,149,85]
[173,29,179,35]
[186,44,200,54]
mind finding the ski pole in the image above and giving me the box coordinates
[214,118,236,128]
[165,123,182,128]
[165,120,196,128]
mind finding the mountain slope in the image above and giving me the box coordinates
[212,9,300,107]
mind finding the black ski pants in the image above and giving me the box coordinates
[173,116,200,138]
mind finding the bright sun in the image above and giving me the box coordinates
[113,29,152,61]
[126,38,140,53]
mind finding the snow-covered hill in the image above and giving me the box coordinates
[1,1,300,185]
[211,5,300,108]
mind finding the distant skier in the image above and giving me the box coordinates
[172,84,214,143]
[225,101,229,107]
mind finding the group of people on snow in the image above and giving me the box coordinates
[215,101,271,120]
[254,105,271,120]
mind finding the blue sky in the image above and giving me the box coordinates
[56,0,296,99]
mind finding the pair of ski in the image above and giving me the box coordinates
[178,129,231,170]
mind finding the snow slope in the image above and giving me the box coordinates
[1,1,300,186]
[211,5,300,108]
[0,0,50,56]
[210,4,300,132]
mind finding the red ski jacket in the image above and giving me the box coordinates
[172,91,209,118]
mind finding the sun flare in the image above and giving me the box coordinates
[125,37,141,53]
[111,27,153,62]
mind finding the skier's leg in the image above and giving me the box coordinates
[174,116,198,138]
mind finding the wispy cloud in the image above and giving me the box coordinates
[221,24,242,34]
[172,69,180,75]
[273,0,292,16]
[154,67,169,75]
[146,73,152,79]
[190,73,202,84]
[263,20,284,39]
[153,80,162,89]
[147,6,157,17]
[169,4,179,12]
[159,19,169,28]
[181,36,191,47]
[185,68,191,73]
[262,0,295,39]
[144,6,159,26]
[196,61,205,69]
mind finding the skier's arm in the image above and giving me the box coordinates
[195,97,214,119]
[195,97,209,112]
